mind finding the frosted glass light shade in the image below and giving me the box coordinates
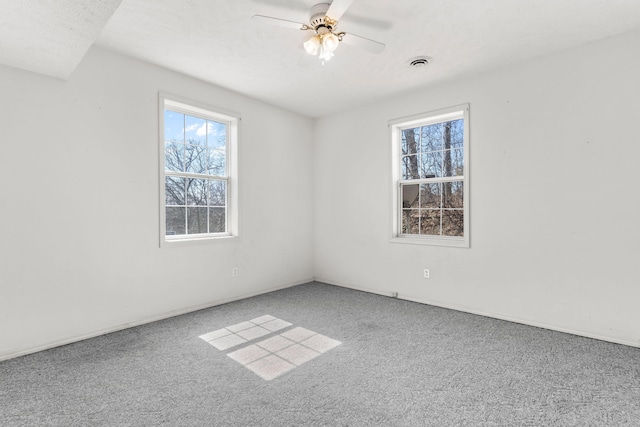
[323,33,339,52]
[303,36,320,55]
[318,46,334,61]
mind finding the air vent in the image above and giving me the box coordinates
[408,56,432,68]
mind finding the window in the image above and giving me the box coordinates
[390,104,469,247]
[159,94,239,244]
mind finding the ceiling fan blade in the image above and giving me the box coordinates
[326,0,354,21]
[252,15,307,31]
[341,32,385,54]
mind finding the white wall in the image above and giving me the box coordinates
[2,30,639,361]
[0,47,315,360]
[314,30,640,347]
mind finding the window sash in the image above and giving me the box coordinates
[398,179,464,236]
[390,104,469,247]
[159,93,239,245]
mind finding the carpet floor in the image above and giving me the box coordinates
[1,282,640,426]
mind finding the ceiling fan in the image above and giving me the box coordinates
[252,0,385,63]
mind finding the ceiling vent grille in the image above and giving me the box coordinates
[408,56,432,68]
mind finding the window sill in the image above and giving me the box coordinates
[161,235,240,248]
[390,235,469,248]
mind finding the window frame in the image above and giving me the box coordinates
[389,104,470,248]
[158,93,240,247]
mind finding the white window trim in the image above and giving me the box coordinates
[158,92,240,247]
[389,103,470,248]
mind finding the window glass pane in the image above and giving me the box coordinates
[402,209,419,234]
[401,128,420,155]
[209,207,226,233]
[449,119,464,149]
[402,184,419,208]
[166,207,185,235]
[420,210,441,236]
[401,132,407,155]
[165,176,185,205]
[209,180,226,206]
[402,155,419,180]
[420,183,440,208]
[208,121,227,149]
[165,142,184,172]
[208,149,226,176]
[164,110,184,144]
[442,149,455,177]
[185,144,208,174]
[187,207,208,234]
[443,181,463,209]
[450,148,464,177]
[442,209,464,237]
[185,115,206,146]
[421,151,442,178]
[421,123,443,152]
[187,178,207,205]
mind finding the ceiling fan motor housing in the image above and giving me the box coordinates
[309,3,332,30]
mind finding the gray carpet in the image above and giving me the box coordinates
[2,282,640,426]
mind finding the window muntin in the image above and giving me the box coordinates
[160,95,238,243]
[391,105,469,247]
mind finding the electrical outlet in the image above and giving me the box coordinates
[232,267,238,277]
[424,269,430,279]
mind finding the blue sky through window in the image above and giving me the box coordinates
[165,109,227,148]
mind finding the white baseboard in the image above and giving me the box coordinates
[317,277,640,349]
[5,276,636,362]
[0,278,313,362]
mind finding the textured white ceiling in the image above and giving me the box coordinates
[0,0,123,80]
[2,1,640,117]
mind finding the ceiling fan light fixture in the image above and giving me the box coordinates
[304,30,340,61]
[318,45,335,61]
[304,35,321,55]
[253,0,386,65]
[323,32,340,51]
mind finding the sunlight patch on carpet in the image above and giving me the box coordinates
[199,316,340,381]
